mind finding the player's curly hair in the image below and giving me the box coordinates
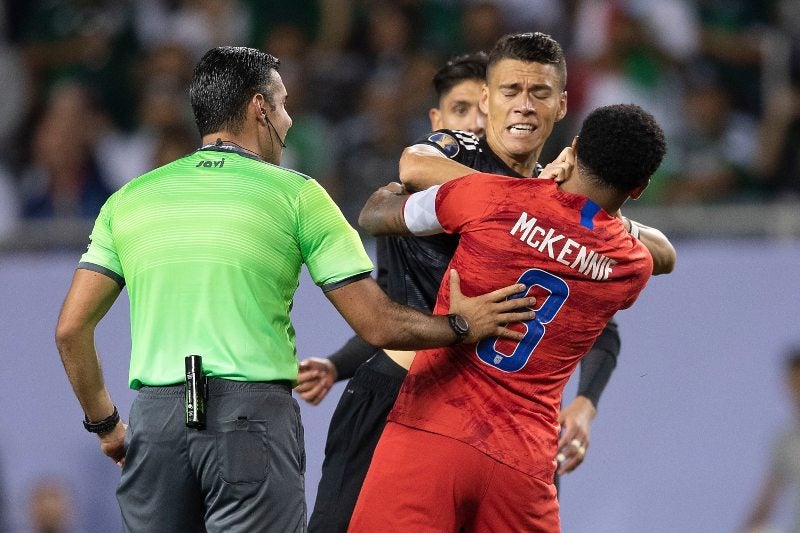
[576,104,666,193]
[190,46,280,136]
[488,32,566,90]
[433,52,489,99]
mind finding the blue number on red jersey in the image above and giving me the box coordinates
[476,268,569,372]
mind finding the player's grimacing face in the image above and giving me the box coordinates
[433,79,486,136]
[481,59,566,161]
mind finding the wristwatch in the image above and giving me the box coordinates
[447,314,470,343]
[83,406,120,434]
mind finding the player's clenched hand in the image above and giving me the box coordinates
[359,182,408,236]
[295,357,337,405]
[447,269,536,344]
[378,181,405,195]
[556,396,596,474]
[539,137,576,183]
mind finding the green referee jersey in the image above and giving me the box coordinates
[79,146,373,389]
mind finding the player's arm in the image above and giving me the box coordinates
[326,335,378,380]
[556,319,620,474]
[55,268,127,467]
[325,271,534,349]
[306,178,533,348]
[621,216,676,275]
[358,182,411,236]
[297,235,394,405]
[399,144,475,192]
[741,468,783,531]
[359,182,444,237]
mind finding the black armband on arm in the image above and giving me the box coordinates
[328,335,380,381]
[576,318,621,408]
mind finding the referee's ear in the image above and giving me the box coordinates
[479,84,489,115]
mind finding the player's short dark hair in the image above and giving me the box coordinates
[487,32,566,90]
[189,46,280,136]
[432,52,489,100]
[576,104,666,193]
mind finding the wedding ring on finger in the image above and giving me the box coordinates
[569,438,582,449]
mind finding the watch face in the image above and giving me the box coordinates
[450,314,469,335]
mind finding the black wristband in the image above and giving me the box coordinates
[83,405,120,434]
[447,314,469,344]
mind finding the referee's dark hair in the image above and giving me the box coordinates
[190,46,281,136]
[577,104,667,193]
[488,32,567,90]
[433,52,489,99]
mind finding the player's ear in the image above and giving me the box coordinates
[429,108,442,131]
[479,84,489,115]
[556,91,567,122]
[629,179,650,200]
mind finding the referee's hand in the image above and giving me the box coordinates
[99,421,127,467]
[447,269,536,344]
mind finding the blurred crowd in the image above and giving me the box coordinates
[0,0,798,244]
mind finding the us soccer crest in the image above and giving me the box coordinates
[427,132,460,158]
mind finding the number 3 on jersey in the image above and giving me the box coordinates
[477,269,569,372]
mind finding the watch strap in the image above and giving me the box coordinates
[447,313,469,344]
[83,405,120,434]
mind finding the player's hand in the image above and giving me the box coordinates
[556,395,596,474]
[364,181,405,204]
[295,357,338,405]
[447,269,536,344]
[358,182,408,236]
[99,420,127,468]
[378,181,405,195]
[539,137,576,184]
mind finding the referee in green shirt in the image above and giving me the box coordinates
[54,46,534,532]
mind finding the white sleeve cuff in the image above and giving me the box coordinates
[629,219,641,239]
[403,185,443,236]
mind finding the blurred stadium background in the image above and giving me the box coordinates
[1,1,799,531]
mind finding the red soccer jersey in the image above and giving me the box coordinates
[390,172,653,480]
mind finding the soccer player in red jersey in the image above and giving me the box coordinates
[349,103,668,532]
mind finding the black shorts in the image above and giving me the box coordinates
[307,351,407,533]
